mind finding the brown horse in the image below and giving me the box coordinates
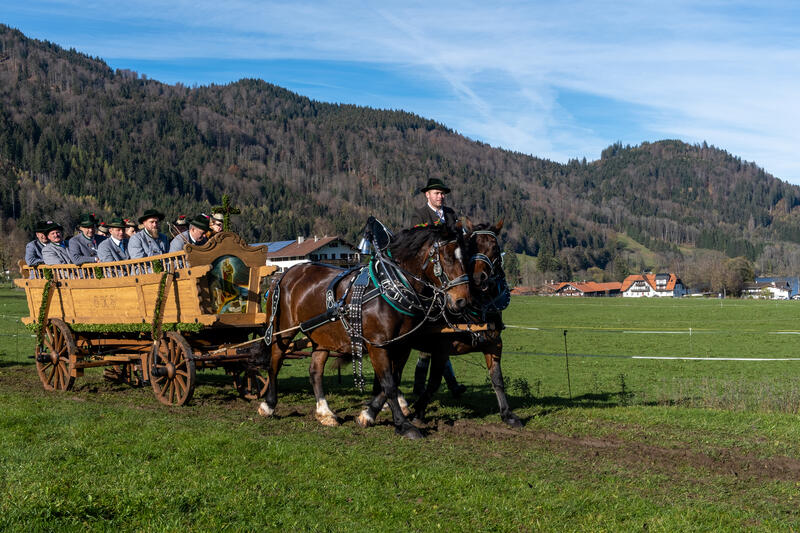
[410,219,521,427]
[363,219,522,429]
[257,223,471,439]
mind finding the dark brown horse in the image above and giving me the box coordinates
[257,223,471,439]
[411,219,521,427]
[364,219,522,429]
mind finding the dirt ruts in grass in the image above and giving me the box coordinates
[435,418,800,483]
[6,363,800,484]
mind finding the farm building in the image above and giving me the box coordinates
[553,281,622,297]
[255,236,360,271]
[754,277,800,299]
[741,280,791,300]
[621,273,687,297]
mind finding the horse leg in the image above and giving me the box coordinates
[411,351,446,424]
[257,340,285,418]
[374,351,411,418]
[484,341,522,428]
[360,347,422,439]
[309,349,340,427]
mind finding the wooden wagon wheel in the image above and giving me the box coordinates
[35,318,76,391]
[232,366,270,400]
[147,332,196,406]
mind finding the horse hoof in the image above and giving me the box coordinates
[356,410,375,428]
[316,413,340,427]
[400,426,424,440]
[257,402,274,417]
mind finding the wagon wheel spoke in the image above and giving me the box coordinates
[36,319,76,392]
[149,332,195,406]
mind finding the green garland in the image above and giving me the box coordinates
[35,270,54,346]
[151,272,169,338]
[26,322,204,334]
[94,266,104,279]
[152,259,164,274]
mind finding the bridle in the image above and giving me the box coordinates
[469,230,503,284]
[424,238,470,292]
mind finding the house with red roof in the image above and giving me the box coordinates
[554,281,622,297]
[621,273,686,298]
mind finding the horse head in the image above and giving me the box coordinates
[464,218,504,291]
[388,223,471,313]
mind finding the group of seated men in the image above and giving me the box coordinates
[25,209,225,267]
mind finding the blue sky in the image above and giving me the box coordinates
[4,1,800,183]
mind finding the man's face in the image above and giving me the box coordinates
[425,189,446,209]
[142,217,159,233]
[209,219,223,233]
[125,226,136,238]
[189,225,206,240]
[80,225,96,239]
[35,232,48,244]
[109,227,124,240]
[47,230,62,243]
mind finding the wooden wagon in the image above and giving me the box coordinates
[15,232,276,406]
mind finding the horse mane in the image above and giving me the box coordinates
[388,224,459,264]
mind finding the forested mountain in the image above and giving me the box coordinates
[2,24,800,288]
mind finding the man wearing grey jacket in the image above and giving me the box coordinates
[41,223,73,265]
[97,217,130,262]
[69,213,105,265]
[128,209,169,259]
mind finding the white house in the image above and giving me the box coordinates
[741,280,791,300]
[257,236,359,271]
[621,273,687,297]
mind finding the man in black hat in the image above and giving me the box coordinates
[97,217,130,262]
[169,214,210,253]
[408,178,466,398]
[409,178,458,231]
[128,209,169,259]
[41,223,73,265]
[69,213,105,265]
[25,220,51,267]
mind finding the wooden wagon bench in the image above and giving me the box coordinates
[15,232,277,406]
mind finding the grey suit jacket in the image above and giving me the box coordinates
[97,237,130,262]
[128,230,169,259]
[168,230,208,253]
[25,240,45,266]
[42,243,74,265]
[69,233,105,265]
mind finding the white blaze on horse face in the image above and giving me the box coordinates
[257,402,274,417]
[455,246,462,262]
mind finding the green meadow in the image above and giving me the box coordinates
[3,288,800,531]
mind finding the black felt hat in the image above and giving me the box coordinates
[34,220,51,233]
[138,209,165,224]
[420,178,450,194]
[44,221,63,233]
[188,214,210,232]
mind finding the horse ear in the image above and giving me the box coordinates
[493,219,504,232]
[463,217,473,233]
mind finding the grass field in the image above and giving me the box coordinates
[3,288,800,531]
